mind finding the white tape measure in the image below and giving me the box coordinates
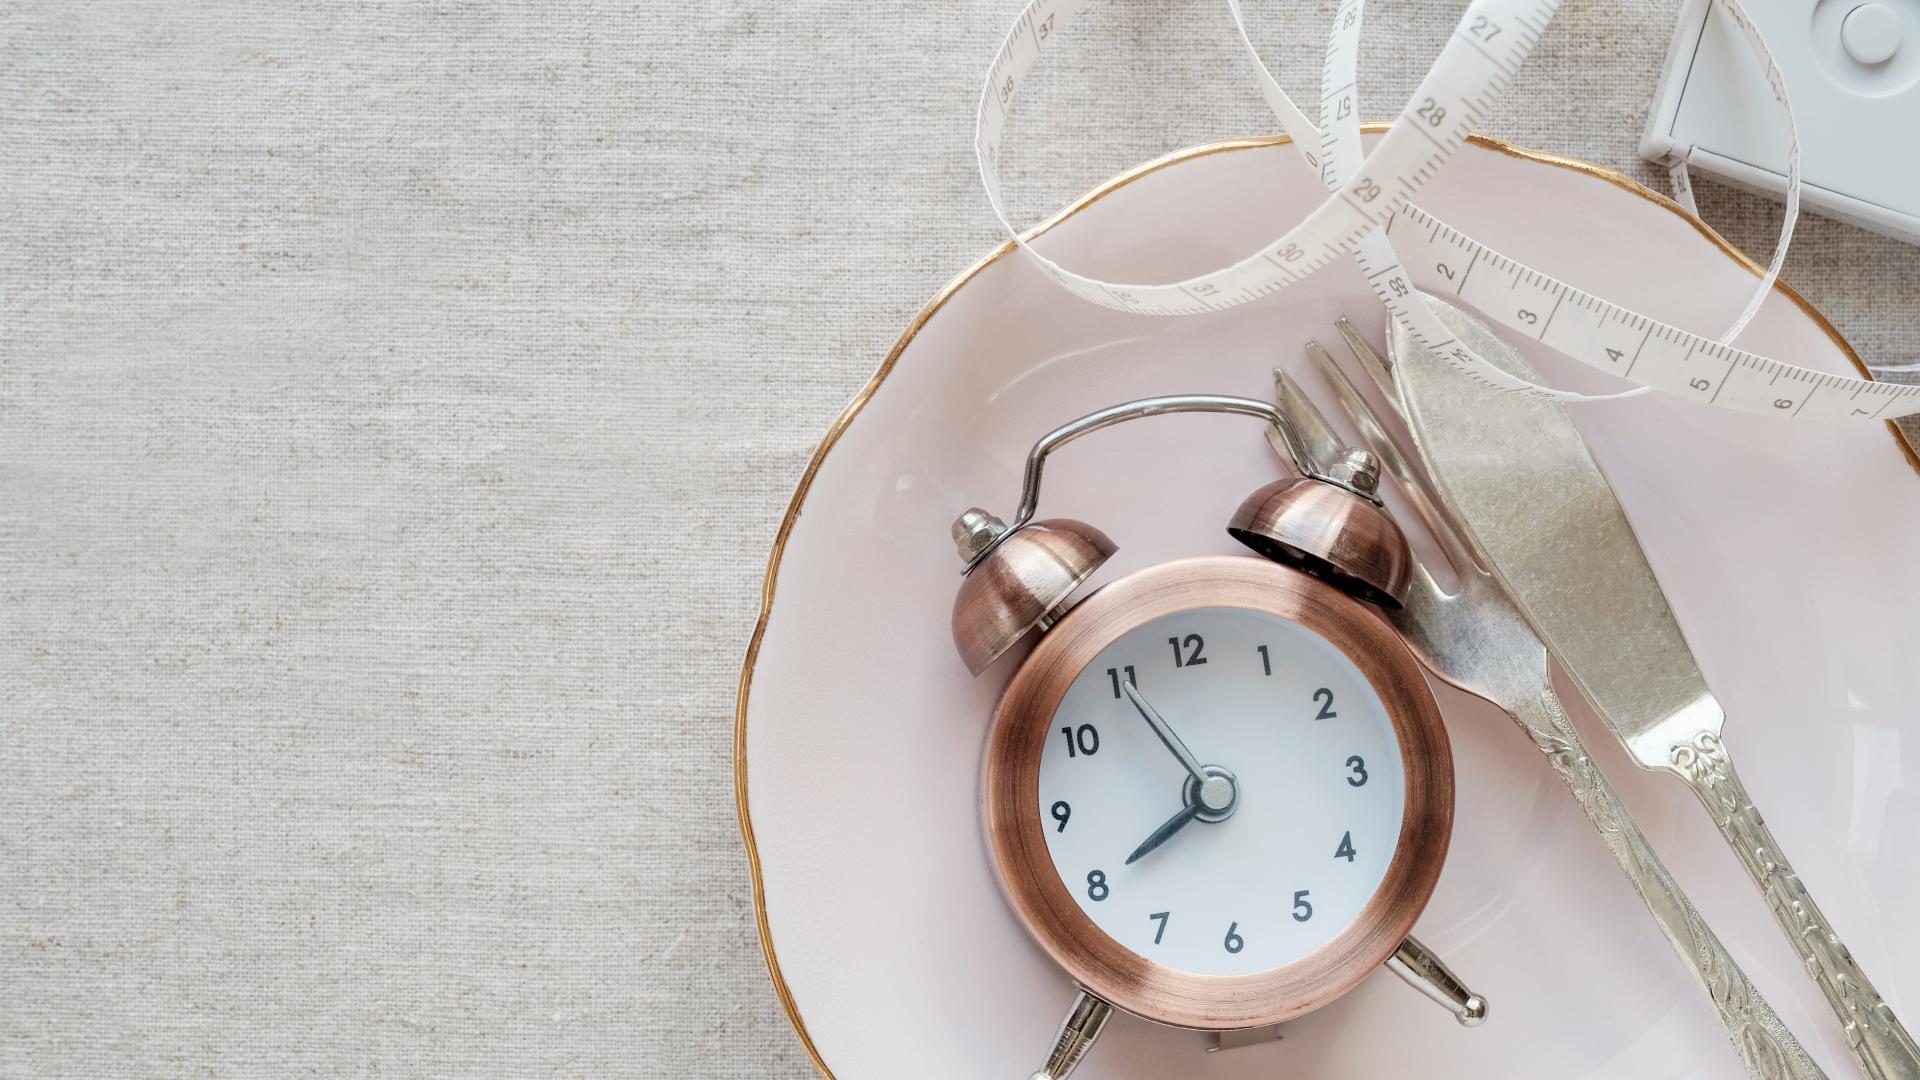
[973,0,1920,422]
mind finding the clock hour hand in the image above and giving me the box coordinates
[1120,681,1206,782]
[1125,802,1203,866]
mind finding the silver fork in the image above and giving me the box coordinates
[1284,320,1823,1080]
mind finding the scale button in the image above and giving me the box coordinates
[1841,3,1903,65]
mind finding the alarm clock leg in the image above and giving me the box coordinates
[1385,936,1488,1028]
[1028,989,1113,1080]
[1207,1025,1285,1052]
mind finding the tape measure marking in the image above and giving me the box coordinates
[972,0,1920,420]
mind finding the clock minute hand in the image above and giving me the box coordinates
[1121,681,1206,782]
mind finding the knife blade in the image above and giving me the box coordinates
[1387,298,1724,766]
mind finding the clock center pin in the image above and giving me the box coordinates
[1192,767,1238,820]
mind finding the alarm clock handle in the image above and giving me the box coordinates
[1011,395,1323,527]
[986,395,1330,558]
[1027,989,1113,1080]
[1386,935,1488,1027]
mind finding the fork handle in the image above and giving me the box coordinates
[1669,731,1920,1080]
[1512,691,1824,1080]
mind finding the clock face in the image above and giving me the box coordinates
[1037,605,1406,977]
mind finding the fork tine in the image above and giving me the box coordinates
[1273,365,1344,475]
[1344,322,1501,575]
[1334,317,1400,417]
[1274,357,1354,470]
[1308,338,1486,576]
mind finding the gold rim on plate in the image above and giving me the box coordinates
[733,127,1909,1080]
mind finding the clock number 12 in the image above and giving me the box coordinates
[1168,633,1207,667]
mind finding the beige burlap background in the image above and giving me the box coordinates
[3,2,1916,1077]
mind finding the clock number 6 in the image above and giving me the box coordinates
[1223,921,1244,954]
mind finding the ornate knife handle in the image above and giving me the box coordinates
[1515,692,1821,1080]
[1670,731,1920,1080]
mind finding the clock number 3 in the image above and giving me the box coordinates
[1346,755,1368,786]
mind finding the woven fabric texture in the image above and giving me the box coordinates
[2,2,1915,1077]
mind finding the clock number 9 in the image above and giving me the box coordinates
[1086,869,1109,901]
[1223,921,1244,954]
[1050,800,1070,832]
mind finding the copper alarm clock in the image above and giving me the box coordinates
[945,395,1484,1077]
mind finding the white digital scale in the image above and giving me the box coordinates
[1642,0,1920,244]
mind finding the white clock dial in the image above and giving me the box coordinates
[1038,606,1406,977]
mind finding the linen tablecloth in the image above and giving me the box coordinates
[3,2,1915,1076]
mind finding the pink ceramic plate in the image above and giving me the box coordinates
[737,132,1920,1079]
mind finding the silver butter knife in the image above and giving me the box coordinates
[1391,295,1920,1080]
